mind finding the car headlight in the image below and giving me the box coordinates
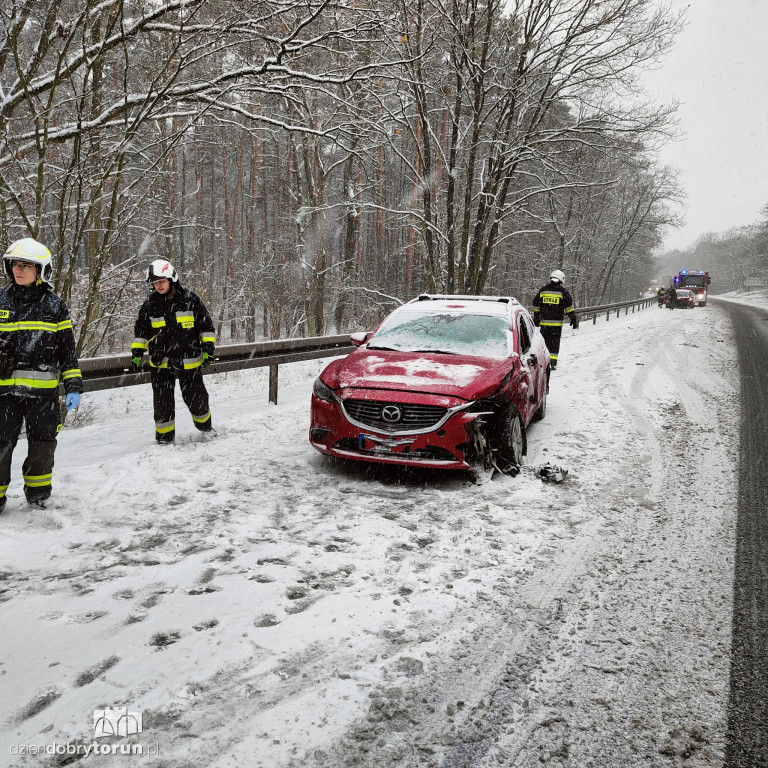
[313,377,336,402]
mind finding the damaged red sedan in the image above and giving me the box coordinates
[309,294,550,471]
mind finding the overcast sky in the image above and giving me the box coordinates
[643,0,768,251]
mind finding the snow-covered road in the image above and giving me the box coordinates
[0,301,740,767]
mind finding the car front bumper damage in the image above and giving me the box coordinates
[310,394,487,470]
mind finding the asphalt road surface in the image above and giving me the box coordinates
[721,300,768,767]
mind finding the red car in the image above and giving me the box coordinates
[665,288,696,309]
[309,294,550,471]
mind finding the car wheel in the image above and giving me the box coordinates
[533,378,547,422]
[491,404,527,467]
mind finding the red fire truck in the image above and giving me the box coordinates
[674,270,711,307]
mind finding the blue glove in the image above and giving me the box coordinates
[65,392,81,411]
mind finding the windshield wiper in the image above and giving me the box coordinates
[410,348,459,355]
[365,344,399,351]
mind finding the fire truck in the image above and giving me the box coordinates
[674,270,711,307]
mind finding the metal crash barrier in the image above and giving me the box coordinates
[77,334,354,404]
[574,296,656,325]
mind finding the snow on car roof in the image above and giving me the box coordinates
[399,296,518,317]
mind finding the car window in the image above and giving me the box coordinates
[368,311,510,359]
[518,315,531,354]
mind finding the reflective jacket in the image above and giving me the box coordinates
[532,280,575,327]
[132,285,215,372]
[0,282,83,398]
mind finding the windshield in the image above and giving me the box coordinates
[679,275,707,288]
[367,311,511,359]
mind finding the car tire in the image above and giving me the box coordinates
[491,404,527,466]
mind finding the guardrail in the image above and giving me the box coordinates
[574,296,656,323]
[79,334,354,402]
[75,296,655,402]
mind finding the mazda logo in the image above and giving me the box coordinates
[381,405,403,423]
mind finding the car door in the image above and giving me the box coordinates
[519,312,546,422]
[514,312,537,422]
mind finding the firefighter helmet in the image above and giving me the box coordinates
[145,258,178,284]
[550,269,565,283]
[3,238,54,287]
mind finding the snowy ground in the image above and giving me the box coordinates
[715,288,768,311]
[0,296,750,767]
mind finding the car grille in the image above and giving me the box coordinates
[342,399,448,433]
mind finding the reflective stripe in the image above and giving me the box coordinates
[23,473,53,488]
[150,317,166,328]
[10,370,57,380]
[62,368,82,380]
[0,321,57,332]
[19,320,58,331]
[200,333,215,343]
[565,307,575,313]
[176,312,194,323]
[132,337,148,351]
[0,370,59,389]
[183,354,203,370]
[549,353,559,360]
[0,320,71,331]
[155,420,175,434]
[540,321,563,327]
[0,484,8,498]
[149,357,169,369]
[540,293,562,305]
[192,411,211,424]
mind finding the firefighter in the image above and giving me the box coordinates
[131,259,216,444]
[0,238,83,512]
[532,269,578,370]
[666,286,677,309]
[656,286,666,307]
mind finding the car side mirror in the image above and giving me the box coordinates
[527,354,538,367]
[350,331,368,347]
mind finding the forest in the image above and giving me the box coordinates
[1,0,687,355]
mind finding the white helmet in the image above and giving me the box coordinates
[550,269,565,283]
[145,258,178,284]
[3,238,54,287]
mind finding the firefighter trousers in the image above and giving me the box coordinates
[540,325,563,366]
[0,394,61,504]
[150,368,212,442]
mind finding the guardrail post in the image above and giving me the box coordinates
[269,364,279,404]
[593,313,597,325]
[606,310,610,322]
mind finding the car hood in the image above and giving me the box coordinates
[323,349,514,400]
